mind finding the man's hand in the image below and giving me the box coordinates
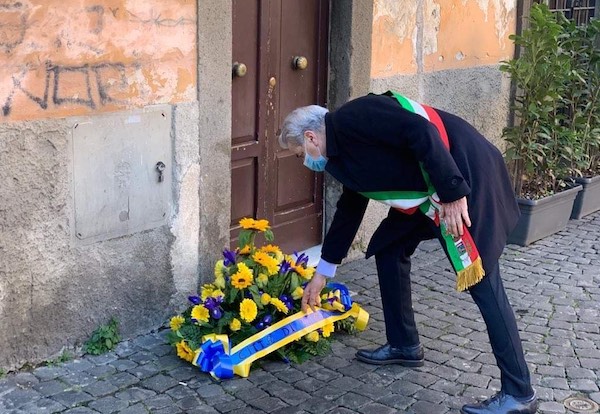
[301,273,327,313]
[439,196,471,238]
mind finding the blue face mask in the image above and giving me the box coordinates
[303,143,327,172]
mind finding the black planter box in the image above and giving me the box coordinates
[570,175,600,219]
[508,185,582,246]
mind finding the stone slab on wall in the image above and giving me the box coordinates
[0,112,173,370]
[371,67,512,148]
[0,0,197,121]
[71,106,172,244]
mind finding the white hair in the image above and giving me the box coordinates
[279,105,329,148]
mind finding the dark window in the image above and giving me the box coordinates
[542,0,596,25]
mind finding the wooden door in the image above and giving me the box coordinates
[231,0,328,253]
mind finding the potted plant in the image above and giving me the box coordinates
[500,4,583,246]
[561,18,600,219]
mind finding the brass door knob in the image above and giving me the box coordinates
[292,56,308,70]
[232,62,247,78]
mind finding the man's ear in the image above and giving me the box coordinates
[304,130,317,144]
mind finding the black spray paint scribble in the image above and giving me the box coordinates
[0,2,28,52]
[127,11,194,27]
[2,61,138,116]
[86,5,104,34]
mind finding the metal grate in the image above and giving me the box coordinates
[548,0,597,24]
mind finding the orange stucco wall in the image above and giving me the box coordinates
[372,0,516,78]
[0,0,196,121]
[372,1,419,76]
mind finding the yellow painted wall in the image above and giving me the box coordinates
[372,1,419,77]
[0,0,196,121]
[372,0,516,78]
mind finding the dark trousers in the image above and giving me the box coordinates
[374,230,533,398]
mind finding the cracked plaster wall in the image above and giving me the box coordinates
[346,0,517,261]
[0,0,231,371]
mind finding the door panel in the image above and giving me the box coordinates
[232,0,328,254]
[231,0,260,145]
[231,0,266,246]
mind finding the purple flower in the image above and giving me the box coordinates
[222,249,236,266]
[280,295,294,310]
[188,295,201,305]
[262,314,273,325]
[293,251,309,266]
[279,260,291,274]
[204,296,223,310]
[255,321,265,330]
[210,307,223,319]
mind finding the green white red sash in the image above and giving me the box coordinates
[360,91,485,291]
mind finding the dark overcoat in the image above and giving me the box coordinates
[321,93,519,274]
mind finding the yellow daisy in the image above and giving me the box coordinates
[270,298,289,314]
[291,286,304,300]
[305,331,319,342]
[321,322,335,338]
[256,273,269,288]
[231,263,253,289]
[210,289,224,299]
[253,219,270,231]
[260,244,281,255]
[214,275,226,290]
[275,251,285,262]
[200,284,215,301]
[239,217,256,229]
[238,245,251,255]
[214,260,225,278]
[240,298,258,323]
[176,340,195,362]
[230,318,241,331]
[294,265,315,280]
[252,251,279,275]
[261,293,271,305]
[191,305,209,323]
[169,315,185,331]
[238,217,270,231]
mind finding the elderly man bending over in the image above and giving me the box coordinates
[278,92,537,414]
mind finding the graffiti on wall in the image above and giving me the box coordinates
[0,0,197,121]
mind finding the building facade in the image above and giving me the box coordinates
[0,0,518,370]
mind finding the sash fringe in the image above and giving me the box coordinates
[456,257,485,292]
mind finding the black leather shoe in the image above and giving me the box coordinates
[355,343,424,366]
[460,391,538,414]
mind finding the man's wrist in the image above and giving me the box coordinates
[316,259,337,278]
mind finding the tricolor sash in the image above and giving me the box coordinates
[192,283,369,379]
[360,91,485,292]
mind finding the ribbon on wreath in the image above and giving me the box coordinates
[192,284,369,380]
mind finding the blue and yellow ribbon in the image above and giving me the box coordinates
[192,284,369,379]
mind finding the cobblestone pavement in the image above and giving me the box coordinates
[1,212,599,414]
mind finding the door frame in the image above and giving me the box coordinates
[196,0,373,278]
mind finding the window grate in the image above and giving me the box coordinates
[547,0,596,25]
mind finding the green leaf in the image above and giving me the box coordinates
[238,230,251,249]
[248,285,262,307]
[228,287,239,303]
[290,273,300,292]
[264,229,274,242]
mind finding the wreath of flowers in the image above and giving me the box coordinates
[167,218,358,367]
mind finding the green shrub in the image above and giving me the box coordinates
[501,4,600,198]
[84,318,120,355]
